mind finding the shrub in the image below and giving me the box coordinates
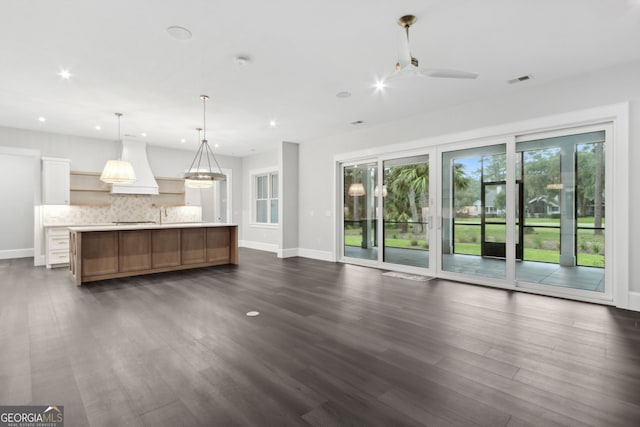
[533,236,543,249]
[410,239,418,246]
[592,243,600,254]
[471,235,478,243]
[580,241,589,252]
[421,243,429,249]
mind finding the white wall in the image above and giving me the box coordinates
[280,142,299,257]
[0,152,38,258]
[241,150,280,251]
[298,60,640,292]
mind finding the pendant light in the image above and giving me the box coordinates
[100,113,137,184]
[348,166,365,196]
[184,95,226,188]
[348,183,365,196]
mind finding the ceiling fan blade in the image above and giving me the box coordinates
[420,68,479,79]
[397,26,412,68]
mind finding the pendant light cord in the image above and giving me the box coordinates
[202,95,207,139]
[115,112,123,160]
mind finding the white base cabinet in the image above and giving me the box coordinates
[46,227,70,268]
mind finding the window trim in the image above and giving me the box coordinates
[250,167,279,226]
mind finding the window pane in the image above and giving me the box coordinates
[271,174,279,198]
[441,144,506,279]
[383,154,429,268]
[270,200,279,224]
[256,176,265,199]
[256,200,267,223]
[343,163,378,261]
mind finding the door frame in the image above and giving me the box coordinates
[513,122,613,302]
[338,148,437,277]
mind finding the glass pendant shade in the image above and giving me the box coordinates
[100,159,137,184]
[184,178,214,188]
[184,95,226,188]
[348,183,365,196]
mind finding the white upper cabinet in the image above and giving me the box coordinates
[42,157,70,205]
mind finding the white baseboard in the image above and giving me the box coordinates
[297,248,334,262]
[239,240,279,253]
[278,248,298,258]
[0,248,34,260]
[628,292,640,312]
[238,243,334,262]
[34,254,46,266]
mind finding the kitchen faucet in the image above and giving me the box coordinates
[153,205,169,225]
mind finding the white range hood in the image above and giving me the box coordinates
[111,140,159,195]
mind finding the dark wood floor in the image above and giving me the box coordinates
[2,249,640,426]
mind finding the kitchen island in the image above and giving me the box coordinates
[68,223,237,285]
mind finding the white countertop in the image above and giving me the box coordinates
[68,223,237,232]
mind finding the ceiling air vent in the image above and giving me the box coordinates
[508,74,533,84]
[351,120,364,125]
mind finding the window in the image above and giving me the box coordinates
[254,172,278,224]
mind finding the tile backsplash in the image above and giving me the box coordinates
[43,194,202,225]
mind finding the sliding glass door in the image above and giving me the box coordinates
[383,155,431,269]
[441,144,507,280]
[341,152,435,274]
[515,128,608,297]
[342,162,378,261]
[339,123,611,302]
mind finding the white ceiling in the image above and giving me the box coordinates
[1,0,639,156]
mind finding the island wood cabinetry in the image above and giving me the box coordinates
[69,224,237,285]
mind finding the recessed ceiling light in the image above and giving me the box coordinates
[375,80,386,91]
[180,138,186,143]
[234,55,251,66]
[95,125,101,130]
[58,69,71,80]
[351,120,364,125]
[246,311,260,317]
[336,91,351,98]
[269,120,277,128]
[141,132,147,137]
[166,26,192,40]
[38,116,46,122]
[214,143,219,148]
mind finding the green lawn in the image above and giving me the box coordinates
[344,217,604,267]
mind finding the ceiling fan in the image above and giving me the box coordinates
[389,14,478,81]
